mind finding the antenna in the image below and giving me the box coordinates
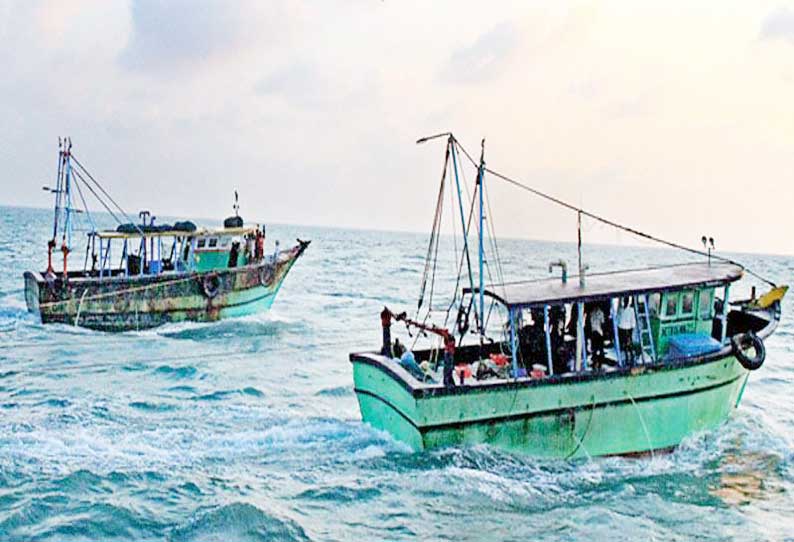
[139,209,151,225]
[702,235,715,264]
[233,190,240,217]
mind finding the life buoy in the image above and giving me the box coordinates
[731,331,765,371]
[202,273,221,299]
[456,300,471,336]
[258,265,274,286]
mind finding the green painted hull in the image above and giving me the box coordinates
[351,353,752,457]
[24,243,307,332]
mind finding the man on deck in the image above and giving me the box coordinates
[589,304,606,367]
[617,298,637,366]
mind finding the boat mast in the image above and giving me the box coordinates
[476,139,486,341]
[448,137,478,325]
[51,139,64,241]
[60,138,75,269]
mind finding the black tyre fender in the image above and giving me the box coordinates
[731,331,765,371]
[201,273,221,299]
[258,265,274,286]
[456,299,472,337]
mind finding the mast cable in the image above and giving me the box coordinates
[417,145,449,313]
[70,154,145,236]
[450,136,776,288]
[71,169,123,225]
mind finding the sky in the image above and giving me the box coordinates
[1,1,793,255]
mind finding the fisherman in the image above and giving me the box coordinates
[566,302,579,337]
[244,233,254,261]
[443,334,456,388]
[254,229,265,261]
[617,297,636,365]
[381,307,393,357]
[712,298,724,340]
[589,303,606,368]
[525,307,547,369]
[392,337,406,359]
[475,359,499,380]
[550,309,569,374]
[398,350,425,381]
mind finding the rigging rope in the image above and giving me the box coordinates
[71,168,122,226]
[70,154,145,236]
[444,155,460,328]
[450,136,776,288]
[445,172,482,337]
[417,146,449,312]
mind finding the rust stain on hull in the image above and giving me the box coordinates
[24,243,308,332]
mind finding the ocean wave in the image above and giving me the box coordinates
[169,502,309,542]
[314,386,352,398]
[129,401,178,412]
[297,484,381,503]
[155,365,198,379]
[154,313,305,342]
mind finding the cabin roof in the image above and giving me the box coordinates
[464,262,744,308]
[94,226,257,239]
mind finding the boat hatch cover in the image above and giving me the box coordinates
[464,262,743,308]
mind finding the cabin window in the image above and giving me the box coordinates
[197,238,206,249]
[664,293,679,318]
[681,291,695,316]
[209,238,218,248]
[221,237,230,247]
[699,289,712,319]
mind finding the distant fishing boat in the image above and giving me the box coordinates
[24,139,309,331]
[350,133,788,458]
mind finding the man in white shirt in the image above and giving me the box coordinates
[617,298,636,365]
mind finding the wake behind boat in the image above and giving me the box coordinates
[350,133,788,458]
[24,139,309,332]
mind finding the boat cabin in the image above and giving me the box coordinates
[84,223,267,279]
[461,262,749,378]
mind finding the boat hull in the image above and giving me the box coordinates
[351,354,749,458]
[23,244,307,332]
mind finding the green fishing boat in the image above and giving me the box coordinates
[24,139,309,331]
[350,133,787,458]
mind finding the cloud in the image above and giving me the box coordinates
[440,22,518,84]
[119,0,269,73]
[255,62,330,109]
[760,7,794,44]
[255,61,378,111]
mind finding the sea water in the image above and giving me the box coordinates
[0,206,792,541]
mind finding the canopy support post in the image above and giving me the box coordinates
[98,237,104,279]
[576,301,585,371]
[103,239,111,275]
[509,307,518,378]
[122,240,128,277]
[577,211,583,284]
[612,299,623,367]
[544,305,553,375]
[721,284,731,345]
